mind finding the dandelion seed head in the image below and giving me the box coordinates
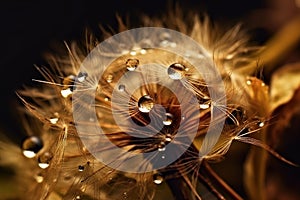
[8,6,273,200]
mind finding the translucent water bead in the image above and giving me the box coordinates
[22,136,43,158]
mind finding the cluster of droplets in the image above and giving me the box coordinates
[21,136,52,170]
[60,72,88,98]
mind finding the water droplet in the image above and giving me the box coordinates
[258,121,265,127]
[246,79,252,85]
[140,49,147,54]
[38,152,53,169]
[78,165,85,172]
[138,95,154,113]
[163,113,173,126]
[104,96,110,102]
[49,117,58,124]
[168,63,186,80]
[34,173,44,183]
[199,97,211,109]
[61,88,73,98]
[61,75,76,95]
[126,58,139,71]
[165,134,172,142]
[106,74,114,83]
[123,192,128,199]
[158,142,166,152]
[161,155,166,159]
[118,84,125,92]
[153,173,163,185]
[159,32,171,41]
[22,136,43,158]
[130,50,137,56]
[77,72,88,82]
[199,103,210,109]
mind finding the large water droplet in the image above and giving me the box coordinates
[168,63,186,80]
[126,58,139,71]
[153,173,163,185]
[138,95,154,113]
[22,136,43,158]
[38,152,53,169]
[163,113,173,126]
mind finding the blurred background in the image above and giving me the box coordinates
[0,0,299,199]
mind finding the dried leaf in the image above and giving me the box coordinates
[270,62,300,111]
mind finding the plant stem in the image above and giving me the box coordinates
[202,161,243,200]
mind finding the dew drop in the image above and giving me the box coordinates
[106,74,114,83]
[163,113,173,126]
[138,95,154,113]
[38,152,53,169]
[104,96,110,102]
[199,97,211,109]
[153,173,163,185]
[49,118,58,124]
[140,49,147,54]
[34,173,44,183]
[246,79,252,85]
[168,63,186,80]
[22,136,43,158]
[130,50,137,56]
[258,121,265,127]
[126,58,139,71]
[158,142,166,152]
[199,103,210,109]
[61,88,73,98]
[61,75,76,95]
[78,165,85,172]
[118,84,126,92]
[77,72,88,82]
[165,134,172,142]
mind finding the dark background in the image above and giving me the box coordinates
[0,0,267,143]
